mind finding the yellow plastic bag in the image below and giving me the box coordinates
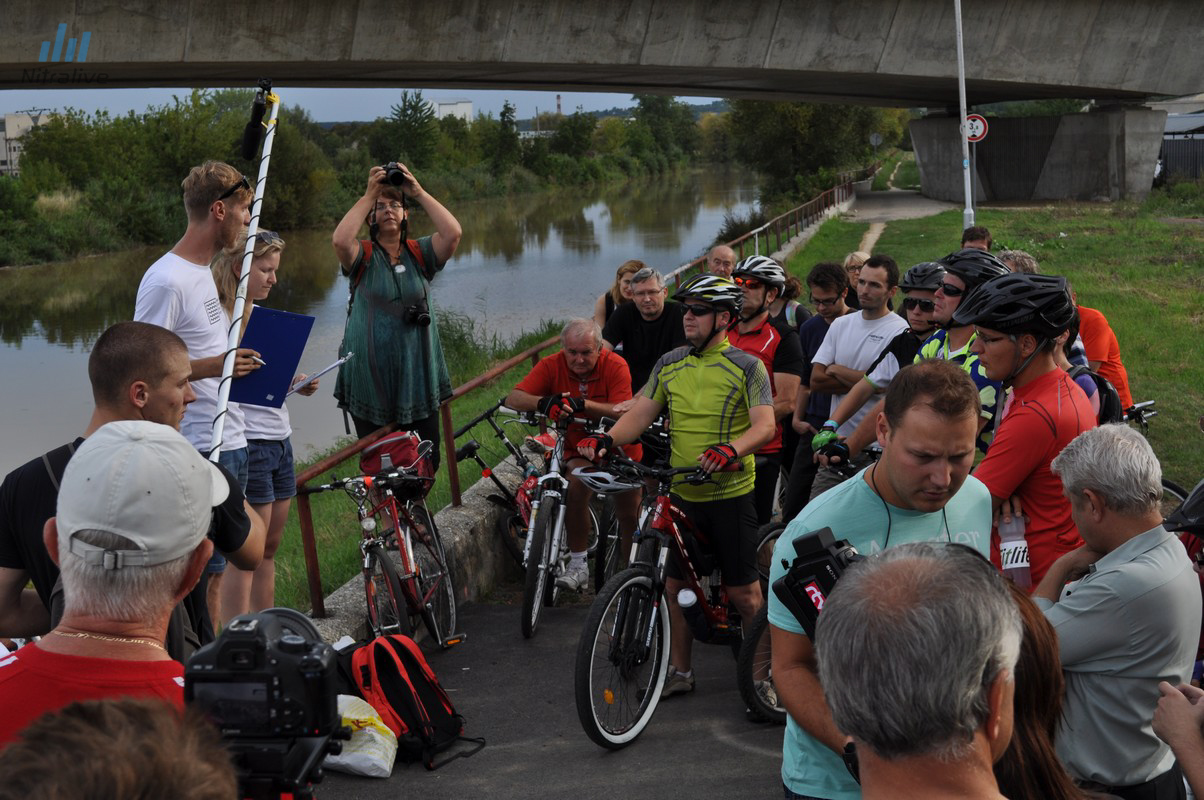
[323,694,398,778]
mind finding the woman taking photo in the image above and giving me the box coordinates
[332,162,463,465]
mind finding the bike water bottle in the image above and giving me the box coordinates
[811,420,840,452]
[998,515,1031,589]
[677,588,713,642]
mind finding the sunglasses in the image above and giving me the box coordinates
[733,276,764,290]
[217,175,250,203]
[682,303,716,317]
[938,282,966,297]
[254,230,283,246]
[903,298,936,312]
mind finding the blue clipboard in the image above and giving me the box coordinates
[229,307,315,408]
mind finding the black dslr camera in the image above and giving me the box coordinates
[771,527,863,640]
[405,300,432,326]
[186,608,347,800]
[381,161,409,187]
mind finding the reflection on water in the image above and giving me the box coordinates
[0,168,758,474]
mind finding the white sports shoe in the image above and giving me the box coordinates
[555,561,589,591]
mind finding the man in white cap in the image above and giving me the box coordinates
[0,420,227,747]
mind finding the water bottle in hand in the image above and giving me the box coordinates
[998,515,1031,589]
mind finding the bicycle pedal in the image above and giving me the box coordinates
[441,632,467,648]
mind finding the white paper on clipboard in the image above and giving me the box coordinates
[287,352,354,397]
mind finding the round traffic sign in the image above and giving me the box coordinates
[965,114,988,142]
[869,132,883,147]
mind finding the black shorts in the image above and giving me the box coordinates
[666,492,760,588]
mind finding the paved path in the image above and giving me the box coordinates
[320,601,783,800]
[847,189,957,225]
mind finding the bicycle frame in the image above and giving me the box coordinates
[522,427,571,565]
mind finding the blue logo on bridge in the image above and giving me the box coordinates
[39,23,91,63]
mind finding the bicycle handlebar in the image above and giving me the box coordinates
[452,398,507,439]
[300,467,435,496]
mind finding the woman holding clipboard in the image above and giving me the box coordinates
[211,230,318,622]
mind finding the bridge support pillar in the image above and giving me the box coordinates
[910,106,1166,203]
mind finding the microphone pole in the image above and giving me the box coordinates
[209,78,280,464]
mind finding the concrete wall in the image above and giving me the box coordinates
[911,107,1166,203]
[3,1,1203,105]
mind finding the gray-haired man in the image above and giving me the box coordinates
[602,266,687,394]
[816,542,1021,800]
[1036,424,1200,800]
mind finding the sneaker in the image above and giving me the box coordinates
[755,679,779,709]
[661,667,695,699]
[555,562,589,591]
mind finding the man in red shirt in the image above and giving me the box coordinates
[0,421,225,747]
[728,256,806,524]
[1075,302,1133,409]
[954,274,1096,588]
[506,318,642,591]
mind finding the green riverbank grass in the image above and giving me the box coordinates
[273,315,559,612]
[858,203,1202,486]
[783,217,871,276]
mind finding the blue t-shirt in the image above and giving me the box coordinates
[767,468,993,799]
[798,315,834,428]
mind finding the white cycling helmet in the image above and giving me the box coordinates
[571,466,643,495]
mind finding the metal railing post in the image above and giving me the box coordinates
[441,402,461,506]
[295,492,326,617]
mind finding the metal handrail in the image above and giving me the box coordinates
[291,162,878,615]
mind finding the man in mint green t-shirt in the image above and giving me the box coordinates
[768,359,993,799]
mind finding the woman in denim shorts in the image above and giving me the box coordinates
[211,230,319,623]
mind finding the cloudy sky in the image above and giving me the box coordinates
[0,86,720,122]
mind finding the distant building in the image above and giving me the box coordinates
[1,112,51,177]
[429,98,472,122]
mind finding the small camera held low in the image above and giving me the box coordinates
[381,162,408,187]
[771,527,862,640]
[405,300,432,327]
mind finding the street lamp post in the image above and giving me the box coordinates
[954,0,974,228]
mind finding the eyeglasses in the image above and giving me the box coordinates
[217,175,250,203]
[937,282,966,297]
[902,298,936,312]
[809,295,841,308]
[254,230,283,246]
[682,303,716,317]
[632,289,663,299]
[733,276,764,290]
[374,202,404,212]
[975,330,1015,345]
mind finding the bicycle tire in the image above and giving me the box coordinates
[364,544,412,639]
[1162,478,1189,520]
[574,568,669,749]
[409,502,457,648]
[737,606,786,725]
[594,498,621,594]
[754,521,787,588]
[522,497,558,639]
[495,511,525,566]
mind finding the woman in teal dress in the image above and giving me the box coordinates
[332,162,463,465]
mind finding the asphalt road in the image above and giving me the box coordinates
[319,600,784,800]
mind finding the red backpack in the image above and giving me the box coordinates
[349,635,484,769]
[359,431,435,499]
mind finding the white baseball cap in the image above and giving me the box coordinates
[56,420,230,569]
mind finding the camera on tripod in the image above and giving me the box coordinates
[186,608,347,800]
[771,527,863,640]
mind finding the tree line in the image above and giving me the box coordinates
[0,89,908,267]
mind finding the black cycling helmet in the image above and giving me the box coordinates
[672,273,744,313]
[952,273,1075,339]
[900,262,946,292]
[939,248,1010,290]
[732,255,786,291]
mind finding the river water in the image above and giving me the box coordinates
[0,169,758,474]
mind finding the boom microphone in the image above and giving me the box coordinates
[240,90,268,161]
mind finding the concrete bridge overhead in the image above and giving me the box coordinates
[3,0,1203,106]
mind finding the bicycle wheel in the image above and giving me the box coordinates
[495,511,525,566]
[522,497,558,639]
[755,521,786,587]
[408,503,456,648]
[593,498,621,594]
[364,544,412,639]
[737,606,786,725]
[575,568,669,749]
[1162,479,1189,520]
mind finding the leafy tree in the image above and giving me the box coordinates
[592,116,627,156]
[632,94,698,163]
[551,109,595,159]
[389,90,439,168]
[698,112,734,163]
[490,101,521,175]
